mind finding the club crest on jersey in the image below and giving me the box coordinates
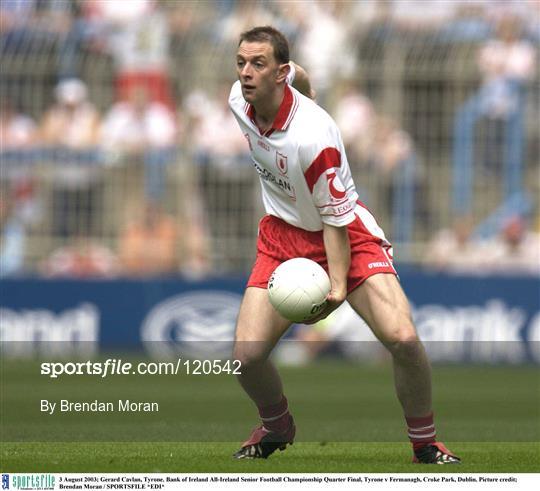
[326,171,346,200]
[276,151,288,175]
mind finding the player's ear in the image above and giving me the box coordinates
[276,62,290,84]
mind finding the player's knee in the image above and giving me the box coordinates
[382,328,423,362]
[388,338,424,361]
[379,319,418,345]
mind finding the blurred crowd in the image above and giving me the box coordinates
[1,0,539,278]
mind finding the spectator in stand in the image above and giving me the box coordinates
[101,85,177,154]
[524,0,540,42]
[185,83,248,168]
[333,81,375,166]
[334,86,415,186]
[215,0,286,46]
[293,1,356,107]
[384,0,478,33]
[452,14,536,215]
[0,97,39,198]
[100,84,178,200]
[40,236,118,278]
[0,193,26,277]
[0,0,74,55]
[369,115,420,244]
[39,78,102,238]
[82,0,173,107]
[166,1,203,96]
[368,116,415,181]
[482,215,540,275]
[0,98,38,149]
[41,78,100,148]
[478,12,537,183]
[183,84,253,271]
[334,81,420,244]
[484,1,534,36]
[118,200,209,277]
[0,99,42,254]
[425,216,489,274]
[477,14,536,120]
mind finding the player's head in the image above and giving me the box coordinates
[236,26,291,104]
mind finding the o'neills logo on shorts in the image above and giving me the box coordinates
[368,261,389,269]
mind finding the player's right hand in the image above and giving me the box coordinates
[304,288,346,325]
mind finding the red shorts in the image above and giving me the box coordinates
[247,209,397,294]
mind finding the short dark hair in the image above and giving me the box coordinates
[239,26,289,64]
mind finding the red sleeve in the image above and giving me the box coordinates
[304,147,341,193]
[303,146,356,227]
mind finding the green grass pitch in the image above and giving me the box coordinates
[2,442,539,473]
[1,361,539,472]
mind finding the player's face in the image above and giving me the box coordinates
[236,41,285,104]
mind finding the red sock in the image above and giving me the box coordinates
[405,412,436,451]
[258,396,291,434]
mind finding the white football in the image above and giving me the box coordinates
[268,258,331,323]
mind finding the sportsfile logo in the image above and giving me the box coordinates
[8,475,55,490]
[2,474,9,490]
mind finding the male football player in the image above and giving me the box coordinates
[229,26,459,464]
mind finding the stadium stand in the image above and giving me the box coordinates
[1,0,538,276]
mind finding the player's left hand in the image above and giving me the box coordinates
[304,288,346,325]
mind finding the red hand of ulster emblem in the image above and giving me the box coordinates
[276,152,288,175]
[326,171,346,199]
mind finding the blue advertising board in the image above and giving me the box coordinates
[1,272,538,363]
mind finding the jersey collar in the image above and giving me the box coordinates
[245,84,297,137]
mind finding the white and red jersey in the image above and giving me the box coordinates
[229,80,359,231]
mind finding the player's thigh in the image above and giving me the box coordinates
[347,273,418,346]
[233,286,292,364]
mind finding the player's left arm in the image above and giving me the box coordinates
[305,223,350,324]
[323,222,350,304]
[289,61,316,100]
